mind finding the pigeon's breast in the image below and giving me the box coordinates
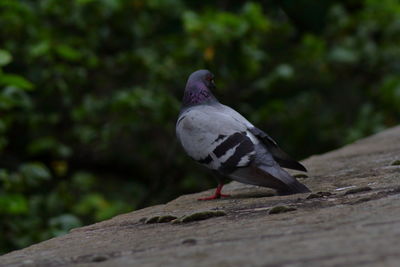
[177,111,223,159]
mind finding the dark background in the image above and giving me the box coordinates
[1,0,399,254]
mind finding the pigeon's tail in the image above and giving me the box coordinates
[257,164,311,195]
[276,178,311,195]
[229,163,311,195]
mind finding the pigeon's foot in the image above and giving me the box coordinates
[198,183,230,201]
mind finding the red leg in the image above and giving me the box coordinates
[198,183,231,201]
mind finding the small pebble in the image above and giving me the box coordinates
[157,215,177,223]
[344,186,372,195]
[306,194,320,200]
[145,216,160,224]
[182,239,197,245]
[269,206,297,214]
[336,186,356,191]
[391,160,400,166]
[181,210,226,223]
[171,217,183,224]
[306,192,332,199]
[91,255,108,262]
[351,197,372,204]
[293,174,308,179]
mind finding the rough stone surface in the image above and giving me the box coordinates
[2,126,400,267]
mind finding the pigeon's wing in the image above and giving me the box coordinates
[216,104,307,172]
[176,106,257,173]
[248,127,307,172]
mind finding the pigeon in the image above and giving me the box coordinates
[176,70,311,200]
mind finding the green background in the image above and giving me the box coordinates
[1,0,399,254]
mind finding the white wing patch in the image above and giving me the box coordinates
[176,105,259,173]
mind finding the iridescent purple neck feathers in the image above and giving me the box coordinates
[182,82,217,107]
[181,69,218,108]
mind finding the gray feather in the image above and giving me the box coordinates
[229,144,310,194]
[248,127,307,172]
[176,105,256,171]
[176,70,310,195]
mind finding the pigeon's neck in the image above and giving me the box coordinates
[182,82,218,108]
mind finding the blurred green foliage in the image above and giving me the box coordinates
[1,0,400,254]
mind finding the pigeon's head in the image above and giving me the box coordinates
[182,69,218,107]
[187,69,216,90]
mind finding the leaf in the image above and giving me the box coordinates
[19,162,51,186]
[49,214,82,236]
[329,46,359,64]
[0,194,29,215]
[0,49,12,66]
[275,64,294,79]
[55,44,82,61]
[51,161,68,177]
[0,86,33,110]
[72,171,95,190]
[0,74,34,90]
[27,137,72,158]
